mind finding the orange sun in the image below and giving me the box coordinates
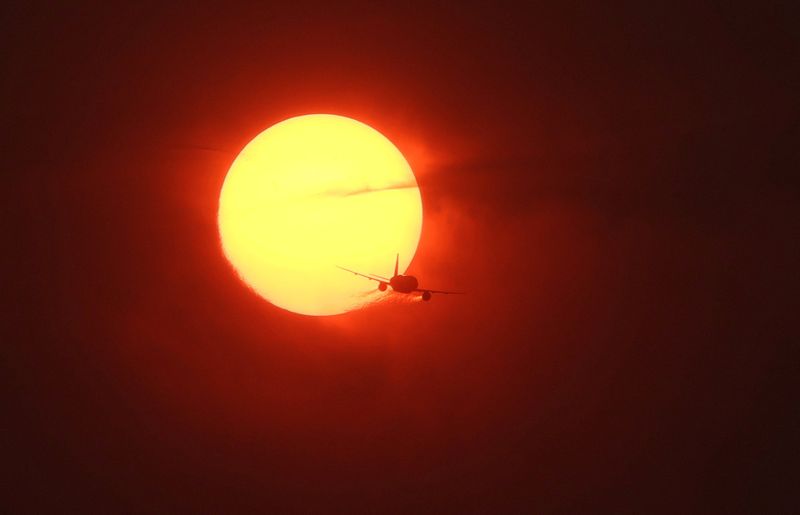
[218,114,423,316]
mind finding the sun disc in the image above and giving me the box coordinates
[218,114,423,316]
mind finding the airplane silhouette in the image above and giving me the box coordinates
[338,254,464,301]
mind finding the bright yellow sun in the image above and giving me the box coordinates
[218,114,423,316]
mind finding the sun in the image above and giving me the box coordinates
[218,114,423,316]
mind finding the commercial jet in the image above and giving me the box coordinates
[338,255,463,301]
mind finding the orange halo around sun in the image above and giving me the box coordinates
[218,114,423,316]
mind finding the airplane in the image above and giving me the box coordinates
[338,254,464,301]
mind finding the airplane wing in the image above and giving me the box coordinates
[413,288,466,295]
[336,266,390,282]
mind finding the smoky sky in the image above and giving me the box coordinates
[3,2,799,513]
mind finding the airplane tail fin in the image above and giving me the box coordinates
[394,253,399,277]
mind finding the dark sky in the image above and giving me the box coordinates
[3,2,798,513]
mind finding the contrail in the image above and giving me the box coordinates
[320,182,418,198]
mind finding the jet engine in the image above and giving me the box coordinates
[378,282,387,291]
[422,291,432,301]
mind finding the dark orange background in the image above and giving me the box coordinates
[4,2,798,512]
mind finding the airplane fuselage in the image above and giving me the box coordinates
[389,274,418,293]
[339,254,457,301]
